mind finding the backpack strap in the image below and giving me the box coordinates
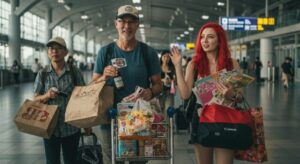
[104,42,115,67]
[139,42,150,77]
[68,64,78,86]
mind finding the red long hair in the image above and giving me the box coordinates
[192,22,233,77]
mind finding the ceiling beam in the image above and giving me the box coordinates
[49,1,118,30]
[15,0,42,16]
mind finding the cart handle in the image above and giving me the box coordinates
[109,108,118,119]
[167,106,175,118]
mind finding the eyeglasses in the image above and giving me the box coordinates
[117,19,138,25]
[48,45,65,51]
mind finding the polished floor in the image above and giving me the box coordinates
[0,71,300,164]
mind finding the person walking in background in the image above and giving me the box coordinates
[92,5,162,164]
[67,55,75,67]
[33,37,86,164]
[254,56,263,83]
[240,57,248,74]
[159,50,175,116]
[11,59,21,85]
[169,22,242,164]
[31,58,43,80]
[281,57,293,88]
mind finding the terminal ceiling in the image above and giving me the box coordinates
[19,0,282,49]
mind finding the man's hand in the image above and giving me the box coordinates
[103,65,118,79]
[141,88,153,101]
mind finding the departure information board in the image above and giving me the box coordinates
[220,17,276,31]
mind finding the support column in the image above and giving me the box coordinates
[43,7,52,66]
[68,21,74,55]
[84,30,88,64]
[260,38,273,79]
[8,0,20,66]
[226,0,229,16]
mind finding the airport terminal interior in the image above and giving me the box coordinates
[1,0,300,163]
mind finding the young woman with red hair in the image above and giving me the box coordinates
[170,22,242,164]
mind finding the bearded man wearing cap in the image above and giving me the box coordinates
[93,5,162,164]
[33,36,86,164]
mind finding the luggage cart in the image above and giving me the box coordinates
[110,107,175,164]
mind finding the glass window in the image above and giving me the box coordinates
[73,35,85,52]
[20,46,43,68]
[95,43,101,53]
[0,44,9,69]
[87,40,94,54]
[0,0,11,35]
[52,26,70,47]
[281,35,295,45]
[20,12,46,42]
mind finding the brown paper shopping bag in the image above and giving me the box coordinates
[65,81,114,128]
[14,99,59,139]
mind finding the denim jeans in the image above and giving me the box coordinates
[99,124,147,164]
[43,131,80,164]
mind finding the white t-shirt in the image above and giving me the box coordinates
[31,63,42,73]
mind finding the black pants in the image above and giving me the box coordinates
[43,132,80,164]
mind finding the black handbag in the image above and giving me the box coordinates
[198,104,253,150]
[77,133,103,164]
[175,105,189,130]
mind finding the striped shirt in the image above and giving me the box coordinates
[33,64,85,137]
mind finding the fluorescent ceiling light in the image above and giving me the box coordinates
[58,0,65,4]
[98,28,103,32]
[217,2,225,6]
[184,31,189,35]
[132,0,141,4]
[63,4,72,11]
[135,6,142,11]
[177,37,181,40]
[188,27,194,31]
[139,24,145,28]
[202,15,209,20]
[81,15,89,19]
[180,34,184,37]
[139,14,144,18]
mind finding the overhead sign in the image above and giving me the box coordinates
[220,17,275,31]
[186,42,195,50]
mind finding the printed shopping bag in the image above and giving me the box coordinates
[198,103,253,149]
[65,81,114,128]
[235,107,268,163]
[14,99,59,139]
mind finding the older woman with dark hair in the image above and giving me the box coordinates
[170,22,241,164]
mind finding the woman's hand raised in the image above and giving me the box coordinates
[170,47,182,68]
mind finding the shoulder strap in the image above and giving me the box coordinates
[68,64,77,86]
[41,66,49,85]
[105,42,115,66]
[139,42,150,77]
